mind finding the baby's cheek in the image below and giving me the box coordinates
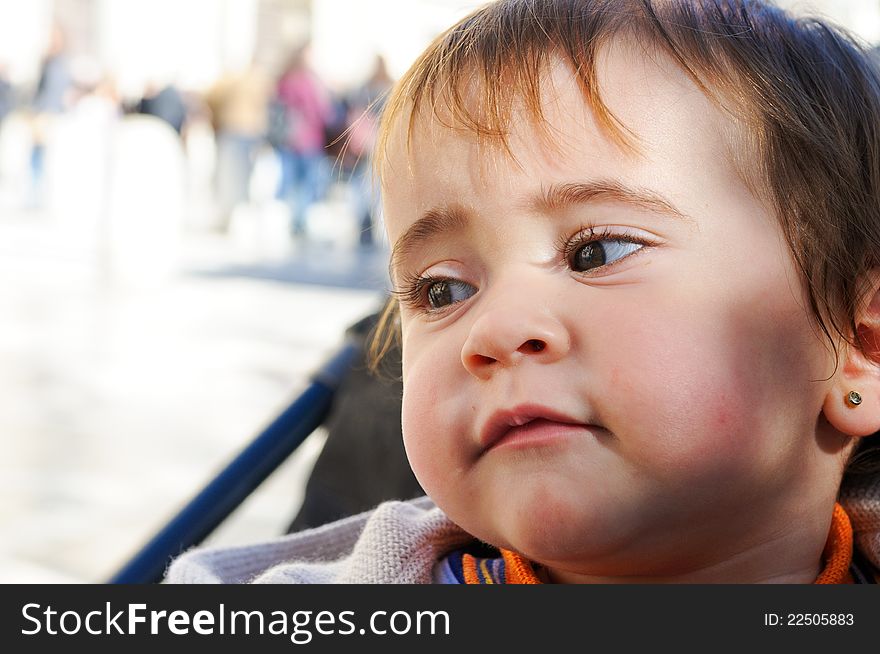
[651,383,757,476]
[401,377,437,479]
[605,317,764,475]
[400,351,466,499]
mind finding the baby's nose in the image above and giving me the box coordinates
[460,297,570,379]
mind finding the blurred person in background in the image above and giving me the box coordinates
[271,45,333,237]
[29,24,73,207]
[204,58,272,231]
[0,63,14,126]
[136,80,188,136]
[341,55,392,247]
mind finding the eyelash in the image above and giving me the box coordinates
[393,271,449,312]
[395,226,653,314]
[555,225,654,270]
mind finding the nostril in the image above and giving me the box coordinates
[526,339,545,352]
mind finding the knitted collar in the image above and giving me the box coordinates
[814,503,852,584]
[460,502,855,584]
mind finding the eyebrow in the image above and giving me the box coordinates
[389,180,690,279]
[535,181,690,221]
[390,206,468,281]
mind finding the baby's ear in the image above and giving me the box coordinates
[823,268,880,437]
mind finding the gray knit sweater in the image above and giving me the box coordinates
[165,478,880,584]
[164,496,473,584]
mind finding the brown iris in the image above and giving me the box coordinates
[572,242,607,272]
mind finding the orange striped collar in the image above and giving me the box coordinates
[814,503,853,584]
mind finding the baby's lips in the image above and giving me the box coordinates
[479,403,588,452]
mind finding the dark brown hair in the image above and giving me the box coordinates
[369,0,880,475]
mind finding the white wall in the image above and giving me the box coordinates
[777,0,880,44]
[310,0,486,89]
[97,0,259,95]
[0,0,53,84]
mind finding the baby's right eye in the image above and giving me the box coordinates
[425,279,476,310]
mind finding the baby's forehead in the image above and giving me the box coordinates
[382,45,755,196]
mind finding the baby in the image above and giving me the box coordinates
[167,0,880,584]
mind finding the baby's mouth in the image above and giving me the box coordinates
[479,404,591,453]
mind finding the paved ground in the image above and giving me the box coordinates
[0,210,387,582]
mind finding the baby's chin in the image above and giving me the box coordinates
[441,478,639,568]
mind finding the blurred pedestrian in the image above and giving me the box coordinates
[272,46,333,236]
[136,80,187,136]
[204,60,272,230]
[343,55,392,247]
[0,63,14,125]
[30,24,73,207]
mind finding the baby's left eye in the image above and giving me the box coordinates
[426,279,476,309]
[569,238,643,272]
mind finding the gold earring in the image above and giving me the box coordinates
[846,390,863,407]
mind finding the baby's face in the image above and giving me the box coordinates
[383,43,840,580]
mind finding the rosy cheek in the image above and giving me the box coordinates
[713,405,731,430]
[600,312,759,467]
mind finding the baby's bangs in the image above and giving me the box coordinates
[374,1,641,179]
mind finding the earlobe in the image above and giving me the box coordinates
[823,386,880,438]
[823,269,880,438]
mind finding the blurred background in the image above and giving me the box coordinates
[0,0,877,583]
